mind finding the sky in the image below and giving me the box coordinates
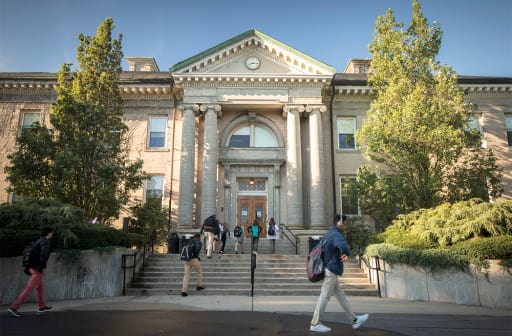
[0,0,511,76]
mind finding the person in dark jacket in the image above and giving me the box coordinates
[200,214,220,258]
[181,233,205,296]
[309,215,369,333]
[8,227,54,317]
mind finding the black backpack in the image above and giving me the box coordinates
[180,241,197,261]
[234,226,242,237]
[22,239,40,268]
[268,225,275,236]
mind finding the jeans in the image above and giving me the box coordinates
[11,268,46,310]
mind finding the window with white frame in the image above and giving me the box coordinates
[465,114,482,133]
[228,125,277,148]
[340,177,359,215]
[20,111,41,137]
[145,175,164,204]
[337,118,356,149]
[506,115,512,146]
[148,116,167,148]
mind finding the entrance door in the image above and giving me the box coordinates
[237,196,267,238]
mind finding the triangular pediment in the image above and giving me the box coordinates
[168,29,336,76]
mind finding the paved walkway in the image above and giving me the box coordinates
[2,295,511,335]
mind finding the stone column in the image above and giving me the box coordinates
[199,104,221,226]
[283,105,304,228]
[178,104,199,228]
[307,105,327,228]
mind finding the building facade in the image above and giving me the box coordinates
[1,29,511,235]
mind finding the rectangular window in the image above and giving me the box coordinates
[506,115,512,146]
[465,115,482,133]
[145,175,164,204]
[340,177,359,216]
[20,111,41,137]
[148,116,167,148]
[337,118,356,149]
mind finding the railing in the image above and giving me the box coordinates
[359,255,382,298]
[121,241,151,295]
[280,224,299,255]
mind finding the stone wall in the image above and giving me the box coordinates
[361,257,512,309]
[0,248,138,305]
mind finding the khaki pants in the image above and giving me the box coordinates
[311,268,356,326]
[181,258,203,293]
[204,232,214,257]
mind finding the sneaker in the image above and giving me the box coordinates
[310,323,331,333]
[196,286,205,291]
[8,308,21,317]
[181,292,188,297]
[352,314,369,329]
[37,306,53,313]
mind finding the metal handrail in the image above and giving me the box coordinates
[360,255,382,298]
[121,241,150,295]
[280,224,299,255]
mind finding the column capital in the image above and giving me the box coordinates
[199,104,222,118]
[305,104,327,113]
[177,104,200,117]
[282,104,305,118]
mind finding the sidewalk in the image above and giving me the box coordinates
[2,295,511,335]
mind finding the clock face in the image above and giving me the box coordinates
[245,56,261,70]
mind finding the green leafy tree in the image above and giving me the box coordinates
[5,18,146,222]
[355,0,502,220]
[129,199,169,245]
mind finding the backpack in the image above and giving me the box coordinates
[180,241,197,261]
[251,225,259,238]
[268,225,275,236]
[306,233,334,282]
[22,239,40,268]
[234,226,242,237]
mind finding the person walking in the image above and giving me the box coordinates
[181,233,205,297]
[233,224,244,254]
[247,219,262,252]
[219,222,228,254]
[8,227,54,317]
[200,214,220,258]
[267,217,279,253]
[310,215,369,332]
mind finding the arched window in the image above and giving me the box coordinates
[228,125,277,148]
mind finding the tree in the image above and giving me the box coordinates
[5,18,147,222]
[354,0,502,223]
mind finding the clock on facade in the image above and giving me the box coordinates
[245,56,261,70]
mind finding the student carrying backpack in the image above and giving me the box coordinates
[180,233,205,297]
[247,219,262,252]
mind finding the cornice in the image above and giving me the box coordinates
[175,73,331,86]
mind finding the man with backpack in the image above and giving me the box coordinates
[8,227,54,317]
[310,215,369,333]
[200,214,220,258]
[181,233,205,297]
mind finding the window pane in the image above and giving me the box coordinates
[506,116,512,146]
[22,112,40,128]
[340,177,358,215]
[229,126,250,147]
[149,116,167,148]
[337,118,355,149]
[146,176,164,203]
[254,126,277,147]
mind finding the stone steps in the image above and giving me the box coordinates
[126,253,379,296]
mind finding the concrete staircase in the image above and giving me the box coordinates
[125,251,379,297]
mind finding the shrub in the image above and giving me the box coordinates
[364,243,470,273]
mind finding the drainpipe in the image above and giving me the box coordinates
[168,75,176,227]
[329,74,337,217]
